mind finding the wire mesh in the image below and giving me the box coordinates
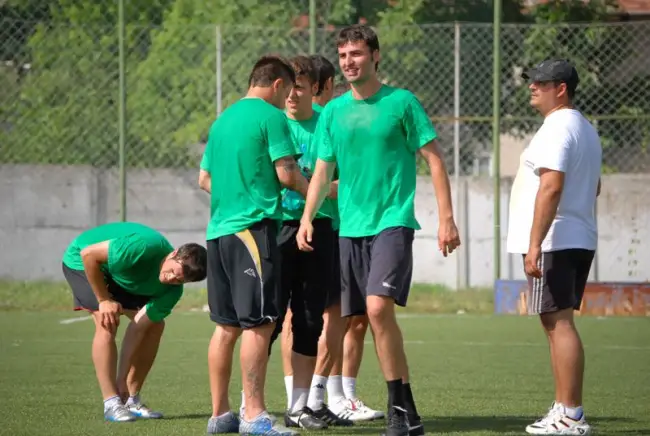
[1,12,650,283]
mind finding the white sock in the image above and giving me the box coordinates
[327,375,346,404]
[342,376,357,400]
[561,404,584,420]
[290,388,310,413]
[240,390,245,415]
[307,375,328,411]
[125,392,140,406]
[104,395,122,411]
[284,376,293,409]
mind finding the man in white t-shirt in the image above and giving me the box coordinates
[507,59,602,436]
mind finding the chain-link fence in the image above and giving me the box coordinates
[1,14,649,285]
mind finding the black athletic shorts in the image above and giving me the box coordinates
[522,248,595,315]
[62,263,151,312]
[207,219,281,329]
[271,218,337,357]
[339,226,415,317]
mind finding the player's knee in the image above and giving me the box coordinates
[366,295,395,326]
[93,324,117,341]
[292,316,323,357]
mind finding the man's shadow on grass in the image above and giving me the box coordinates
[421,415,640,434]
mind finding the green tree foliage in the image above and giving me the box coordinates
[1,0,173,166]
[374,0,525,174]
[127,0,304,168]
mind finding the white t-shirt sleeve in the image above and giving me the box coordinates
[532,127,572,175]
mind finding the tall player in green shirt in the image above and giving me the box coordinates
[198,55,309,436]
[297,25,461,436]
[61,221,207,422]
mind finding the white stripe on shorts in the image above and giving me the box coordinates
[529,254,544,315]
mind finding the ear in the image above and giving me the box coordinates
[311,81,319,95]
[272,78,284,91]
[373,49,381,64]
[170,248,178,259]
[557,82,568,99]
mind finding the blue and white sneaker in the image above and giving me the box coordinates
[526,403,592,435]
[104,403,137,422]
[208,411,240,434]
[126,401,164,419]
[239,411,300,435]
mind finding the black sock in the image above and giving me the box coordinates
[387,379,405,412]
[403,382,420,420]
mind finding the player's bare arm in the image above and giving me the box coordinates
[81,241,121,333]
[199,169,211,194]
[418,139,461,257]
[275,156,310,198]
[526,168,565,278]
[116,306,156,399]
[297,159,336,252]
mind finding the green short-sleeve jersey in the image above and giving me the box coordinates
[316,86,438,237]
[201,98,301,240]
[281,112,338,228]
[62,222,182,322]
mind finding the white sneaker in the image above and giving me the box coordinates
[330,398,384,422]
[526,405,591,435]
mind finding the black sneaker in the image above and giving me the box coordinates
[312,404,354,427]
[381,407,409,436]
[408,414,425,436]
[284,406,328,430]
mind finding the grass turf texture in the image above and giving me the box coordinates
[1,310,649,435]
[0,280,495,314]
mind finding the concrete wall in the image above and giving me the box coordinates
[1,165,648,288]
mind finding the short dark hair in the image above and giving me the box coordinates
[248,55,296,88]
[310,54,335,96]
[173,243,207,282]
[290,55,318,86]
[337,24,380,53]
[333,82,350,98]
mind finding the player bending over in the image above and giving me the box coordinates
[199,54,309,436]
[297,25,461,436]
[61,221,207,422]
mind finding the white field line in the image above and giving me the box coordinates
[59,315,92,325]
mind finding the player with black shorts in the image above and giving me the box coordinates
[267,55,351,430]
[61,221,207,423]
[198,55,308,436]
[296,25,461,436]
[507,59,601,436]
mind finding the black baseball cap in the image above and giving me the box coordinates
[522,58,580,89]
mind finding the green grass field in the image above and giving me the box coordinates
[1,297,649,436]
